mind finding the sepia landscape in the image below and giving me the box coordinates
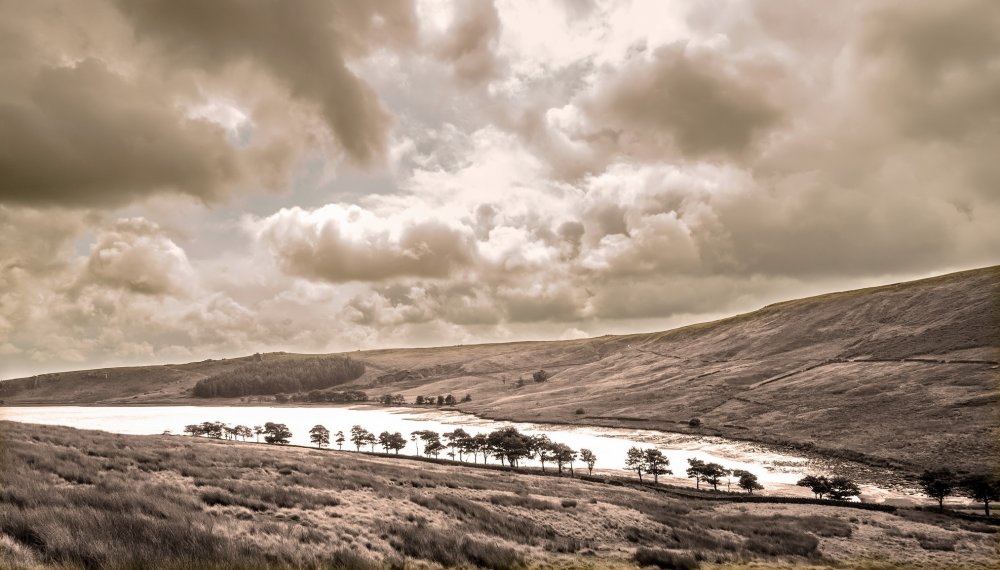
[2,0,999,569]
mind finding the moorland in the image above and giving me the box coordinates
[1,421,997,569]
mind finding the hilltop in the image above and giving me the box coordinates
[2,265,998,472]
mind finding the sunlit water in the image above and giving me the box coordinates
[0,405,914,502]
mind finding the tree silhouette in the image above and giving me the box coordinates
[552,443,577,475]
[919,468,957,511]
[350,425,369,451]
[827,477,861,501]
[534,436,555,472]
[797,475,831,499]
[309,425,330,448]
[580,448,597,475]
[701,462,727,491]
[444,429,470,461]
[626,447,645,482]
[410,431,423,455]
[643,449,671,484]
[263,422,291,444]
[387,432,407,455]
[686,458,706,489]
[961,474,1000,517]
[378,431,393,453]
[735,470,763,494]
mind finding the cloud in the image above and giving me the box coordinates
[431,0,503,85]
[3,0,1000,379]
[115,0,419,166]
[82,218,195,296]
[585,42,784,162]
[0,58,245,207]
[253,205,479,283]
[858,0,1000,143]
[0,0,423,208]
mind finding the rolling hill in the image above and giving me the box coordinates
[2,265,998,472]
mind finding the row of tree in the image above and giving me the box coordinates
[183,421,292,444]
[298,390,369,403]
[413,394,473,406]
[796,475,861,500]
[335,425,599,475]
[622,452,766,494]
[798,468,1000,515]
[181,421,999,515]
[192,357,365,398]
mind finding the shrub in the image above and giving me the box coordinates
[199,489,269,512]
[634,547,700,569]
[688,418,702,428]
[575,408,586,415]
[561,498,578,508]
[410,493,555,544]
[743,528,819,557]
[546,536,588,553]
[386,522,524,568]
[488,494,556,510]
[915,533,958,551]
[461,536,524,569]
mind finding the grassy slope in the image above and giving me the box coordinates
[2,266,998,471]
[1,421,996,569]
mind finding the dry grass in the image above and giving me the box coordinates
[1,421,997,568]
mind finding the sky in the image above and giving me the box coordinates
[1,0,998,379]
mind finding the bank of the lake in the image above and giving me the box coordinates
[0,403,934,505]
[6,420,997,570]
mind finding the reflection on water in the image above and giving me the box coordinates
[0,405,900,500]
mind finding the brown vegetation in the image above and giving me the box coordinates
[1,422,997,569]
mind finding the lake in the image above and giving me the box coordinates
[0,405,910,502]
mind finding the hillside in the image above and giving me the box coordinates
[2,265,998,472]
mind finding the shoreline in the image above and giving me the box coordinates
[1,400,920,497]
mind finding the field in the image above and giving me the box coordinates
[1,421,998,569]
[2,265,999,474]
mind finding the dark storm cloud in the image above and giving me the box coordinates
[116,0,419,165]
[0,58,242,207]
[859,0,1000,144]
[588,43,784,161]
[0,0,419,208]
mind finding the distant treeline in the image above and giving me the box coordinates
[192,356,365,398]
